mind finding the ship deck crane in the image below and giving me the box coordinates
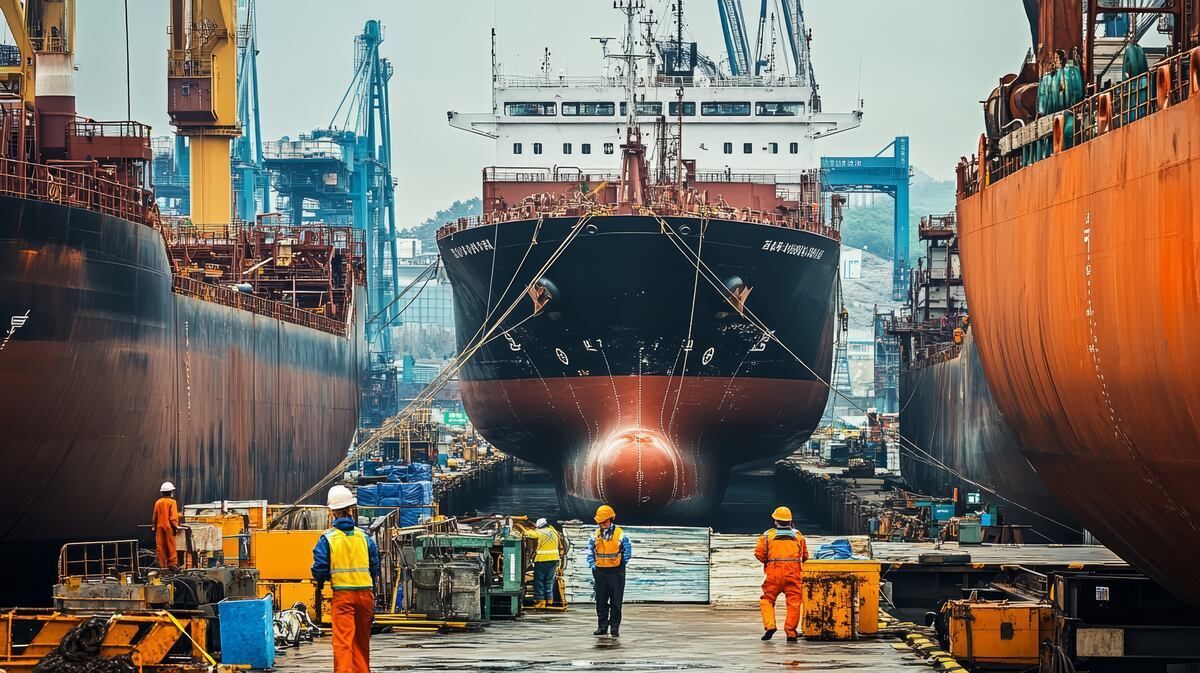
[167,0,240,232]
[0,0,36,107]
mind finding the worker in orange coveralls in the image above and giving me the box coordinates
[755,506,809,642]
[152,481,181,570]
[312,485,379,673]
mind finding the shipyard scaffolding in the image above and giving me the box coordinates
[873,305,899,413]
[264,20,401,428]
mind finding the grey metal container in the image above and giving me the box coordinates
[445,561,482,621]
[410,562,445,618]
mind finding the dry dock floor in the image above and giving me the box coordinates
[275,604,921,671]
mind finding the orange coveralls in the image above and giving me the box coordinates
[755,527,809,637]
[152,496,180,569]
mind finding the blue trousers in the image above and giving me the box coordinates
[533,560,558,601]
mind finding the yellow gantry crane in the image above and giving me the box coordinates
[0,0,39,108]
[168,0,240,232]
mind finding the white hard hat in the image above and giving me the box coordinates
[160,482,175,492]
[327,485,357,510]
[535,518,548,528]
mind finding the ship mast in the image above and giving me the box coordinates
[613,0,649,206]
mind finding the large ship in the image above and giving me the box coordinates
[0,1,363,547]
[439,3,855,520]
[957,2,1200,600]
[888,214,1078,542]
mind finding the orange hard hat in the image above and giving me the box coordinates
[594,504,616,523]
[771,506,793,522]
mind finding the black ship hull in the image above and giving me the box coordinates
[0,194,363,545]
[899,331,1079,541]
[439,215,838,521]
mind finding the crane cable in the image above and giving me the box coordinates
[272,214,593,524]
[653,215,1083,537]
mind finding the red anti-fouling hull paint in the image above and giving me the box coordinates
[462,376,828,519]
[0,194,362,543]
[440,214,839,521]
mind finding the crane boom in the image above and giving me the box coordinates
[716,0,752,76]
[753,0,768,76]
[778,0,815,85]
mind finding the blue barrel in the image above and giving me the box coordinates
[218,595,275,669]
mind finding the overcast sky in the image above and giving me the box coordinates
[72,1,1030,226]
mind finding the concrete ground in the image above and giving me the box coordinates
[274,604,925,672]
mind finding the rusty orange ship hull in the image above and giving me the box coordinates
[958,89,1200,602]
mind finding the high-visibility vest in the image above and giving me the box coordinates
[324,528,373,590]
[534,527,561,563]
[594,526,625,568]
[761,528,806,565]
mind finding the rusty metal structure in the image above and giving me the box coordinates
[957,1,1200,601]
[887,214,1078,542]
[0,0,365,604]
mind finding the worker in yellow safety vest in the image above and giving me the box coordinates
[311,485,379,673]
[528,518,563,608]
[588,504,632,637]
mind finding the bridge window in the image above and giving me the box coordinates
[562,101,615,116]
[604,143,614,154]
[769,142,779,154]
[756,101,805,116]
[513,143,523,155]
[743,143,753,154]
[701,101,751,116]
[789,142,799,154]
[620,101,664,117]
[505,102,557,116]
[669,101,697,116]
[533,143,543,155]
[582,143,592,155]
[563,143,572,155]
[723,142,733,154]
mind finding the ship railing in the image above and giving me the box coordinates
[0,157,154,227]
[973,48,1195,193]
[58,540,139,583]
[436,202,840,241]
[483,166,818,186]
[496,74,807,89]
[172,275,349,337]
[70,120,152,139]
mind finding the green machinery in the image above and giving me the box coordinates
[413,531,526,620]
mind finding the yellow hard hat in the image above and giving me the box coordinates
[594,504,616,523]
[771,506,793,522]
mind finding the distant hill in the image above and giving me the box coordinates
[840,169,955,264]
[404,198,482,248]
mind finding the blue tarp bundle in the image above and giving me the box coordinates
[814,539,853,560]
[356,484,379,507]
[407,463,432,482]
[377,482,402,501]
[399,506,434,527]
[400,481,433,505]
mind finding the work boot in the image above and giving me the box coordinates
[533,600,546,609]
[761,628,776,641]
[610,627,620,638]
[593,625,608,636]
[786,634,799,643]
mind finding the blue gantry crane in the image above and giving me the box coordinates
[822,137,912,301]
[231,0,269,221]
[264,20,400,426]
